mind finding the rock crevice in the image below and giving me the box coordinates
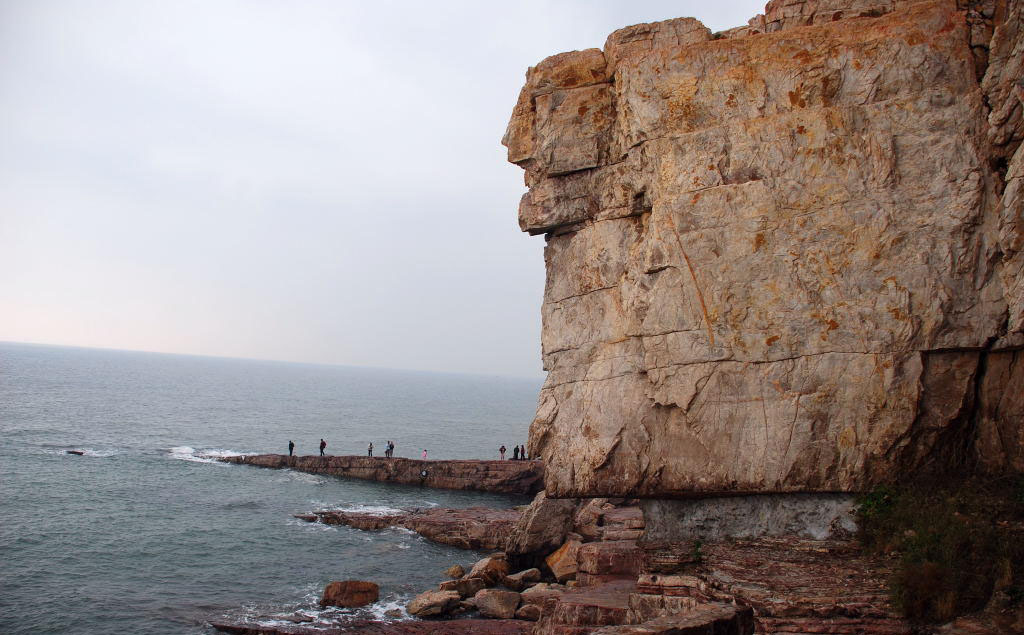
[505,0,1024,498]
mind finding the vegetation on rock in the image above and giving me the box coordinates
[855,476,1024,624]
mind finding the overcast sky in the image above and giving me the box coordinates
[1,0,764,377]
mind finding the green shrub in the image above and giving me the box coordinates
[854,477,1024,623]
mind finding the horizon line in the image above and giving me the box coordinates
[0,339,546,382]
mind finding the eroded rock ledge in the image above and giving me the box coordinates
[219,455,544,495]
[504,0,1024,499]
[296,507,522,551]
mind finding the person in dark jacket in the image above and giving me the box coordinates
[319,439,326,456]
[368,442,373,457]
[499,445,506,460]
[513,445,519,460]
[288,440,295,456]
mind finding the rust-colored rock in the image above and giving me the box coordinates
[406,589,461,618]
[521,582,569,606]
[474,588,522,619]
[516,603,543,621]
[591,603,754,634]
[534,579,637,634]
[576,541,642,587]
[211,618,534,634]
[545,539,583,582]
[628,537,912,633]
[220,454,543,495]
[438,576,486,599]
[503,567,542,591]
[319,580,379,608]
[505,0,1024,498]
[444,564,465,579]
[468,553,511,586]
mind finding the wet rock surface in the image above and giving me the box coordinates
[210,618,534,634]
[296,507,521,551]
[220,455,543,495]
[319,581,379,608]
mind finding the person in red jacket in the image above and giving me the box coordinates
[319,438,326,456]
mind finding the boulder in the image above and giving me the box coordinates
[407,589,461,617]
[444,564,465,579]
[319,580,379,608]
[521,582,568,606]
[439,576,486,599]
[474,589,522,619]
[515,603,542,621]
[504,491,578,556]
[503,568,542,591]
[577,541,642,586]
[468,553,510,585]
[545,539,582,582]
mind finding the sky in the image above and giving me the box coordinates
[0,0,765,378]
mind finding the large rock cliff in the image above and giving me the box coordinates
[505,0,1023,499]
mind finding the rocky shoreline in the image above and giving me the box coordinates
[218,454,543,495]
[295,507,523,551]
[213,492,920,634]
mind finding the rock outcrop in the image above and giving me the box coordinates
[296,506,521,551]
[504,0,1024,499]
[319,580,379,608]
[220,455,543,495]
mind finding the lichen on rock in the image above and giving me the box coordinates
[505,0,1024,499]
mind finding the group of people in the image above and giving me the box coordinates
[285,438,328,457]
[498,444,529,460]
[368,440,397,457]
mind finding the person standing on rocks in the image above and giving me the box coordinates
[421,449,427,460]
[288,440,294,457]
[499,445,506,460]
[512,445,519,460]
[320,438,326,456]
[521,444,527,460]
[368,442,373,457]
[388,440,394,458]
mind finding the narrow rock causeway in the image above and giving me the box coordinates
[218,454,544,495]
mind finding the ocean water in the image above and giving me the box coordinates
[0,342,541,634]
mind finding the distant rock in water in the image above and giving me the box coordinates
[503,0,1024,499]
[66,450,84,456]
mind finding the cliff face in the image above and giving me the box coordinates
[505,0,1023,498]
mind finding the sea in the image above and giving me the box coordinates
[0,341,541,634]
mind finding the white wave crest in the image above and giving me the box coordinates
[325,504,404,516]
[168,446,246,464]
[54,448,117,457]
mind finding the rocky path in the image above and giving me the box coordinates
[219,455,543,495]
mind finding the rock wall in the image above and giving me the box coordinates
[220,455,543,495]
[504,0,1024,498]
